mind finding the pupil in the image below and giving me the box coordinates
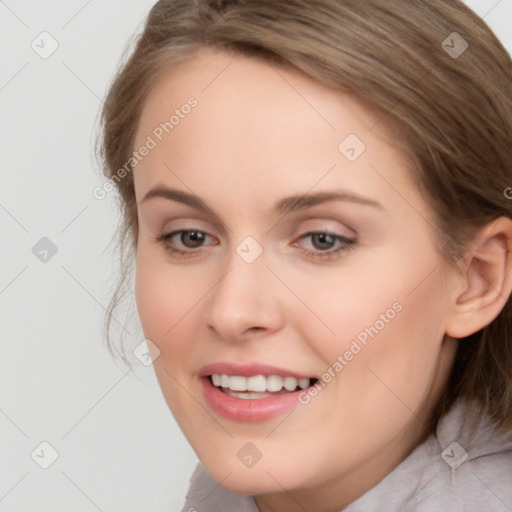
[182,231,204,248]
[312,233,334,250]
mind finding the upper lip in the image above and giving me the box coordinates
[198,362,315,380]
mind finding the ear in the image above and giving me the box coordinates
[446,216,512,339]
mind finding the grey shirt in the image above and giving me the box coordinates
[182,399,512,511]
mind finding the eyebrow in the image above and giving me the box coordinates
[140,186,383,215]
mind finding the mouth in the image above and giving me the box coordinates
[198,364,319,422]
[209,373,318,399]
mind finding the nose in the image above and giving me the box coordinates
[203,249,286,343]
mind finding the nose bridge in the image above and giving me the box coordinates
[204,238,283,341]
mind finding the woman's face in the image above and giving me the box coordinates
[133,48,460,508]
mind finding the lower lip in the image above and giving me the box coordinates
[200,377,305,422]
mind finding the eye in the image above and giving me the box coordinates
[154,229,356,261]
[295,231,356,261]
[155,229,216,257]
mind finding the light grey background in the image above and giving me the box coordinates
[1,1,511,511]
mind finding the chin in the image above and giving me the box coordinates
[200,453,312,496]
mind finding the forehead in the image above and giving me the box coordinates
[132,48,421,217]
[136,47,382,146]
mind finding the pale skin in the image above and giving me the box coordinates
[132,48,512,512]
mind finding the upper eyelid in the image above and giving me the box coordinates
[160,216,354,235]
[298,231,354,240]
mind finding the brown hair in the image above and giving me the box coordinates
[97,0,512,435]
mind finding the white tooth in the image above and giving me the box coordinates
[216,373,310,393]
[266,375,284,392]
[283,376,298,391]
[247,375,267,392]
[226,390,271,399]
[229,375,247,391]
[298,378,310,389]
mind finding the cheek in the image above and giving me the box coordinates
[134,249,205,354]
[284,268,449,471]
[134,250,208,424]
[275,254,405,364]
[288,245,448,397]
[330,266,448,419]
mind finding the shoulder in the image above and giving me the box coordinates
[344,399,512,512]
[430,398,512,511]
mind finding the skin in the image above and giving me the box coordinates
[131,48,512,511]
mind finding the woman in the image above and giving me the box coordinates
[98,1,512,510]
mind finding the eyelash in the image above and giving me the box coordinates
[155,229,356,261]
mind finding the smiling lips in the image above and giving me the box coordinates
[199,364,318,422]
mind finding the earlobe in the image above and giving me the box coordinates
[445,216,512,339]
